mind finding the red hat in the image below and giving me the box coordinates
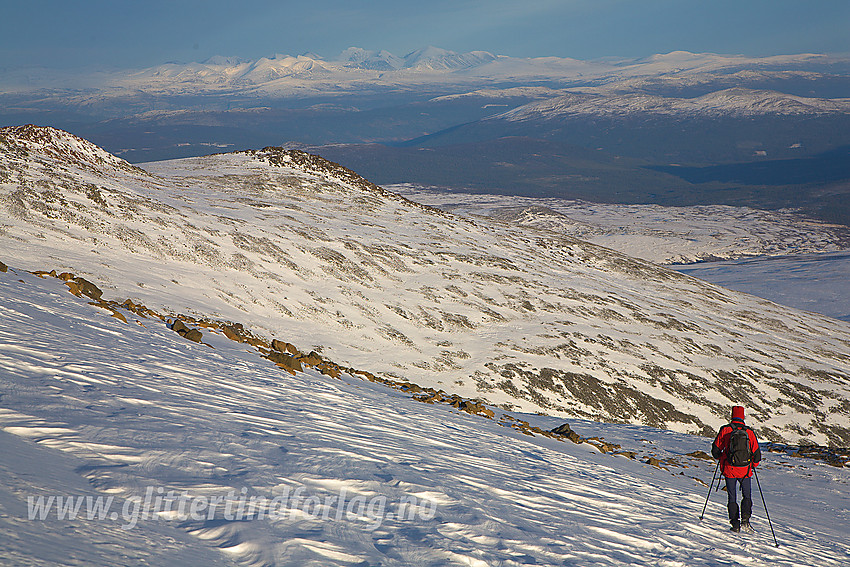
[731,406,745,422]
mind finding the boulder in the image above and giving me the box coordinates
[222,325,243,342]
[244,336,268,348]
[318,363,342,379]
[415,392,443,404]
[267,351,303,374]
[172,319,191,335]
[299,351,323,367]
[271,339,297,354]
[183,329,203,343]
[170,319,202,342]
[70,277,103,300]
[457,400,495,418]
[90,300,128,324]
[551,423,582,444]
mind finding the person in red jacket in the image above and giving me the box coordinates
[711,405,762,532]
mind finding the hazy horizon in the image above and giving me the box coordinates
[2,0,848,71]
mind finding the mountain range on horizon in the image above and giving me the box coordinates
[3,46,849,226]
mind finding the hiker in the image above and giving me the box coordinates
[711,405,762,532]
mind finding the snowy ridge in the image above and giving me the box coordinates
[498,88,850,121]
[2,127,850,446]
[0,264,848,566]
[6,48,848,101]
[0,124,135,171]
[112,47,504,95]
[399,46,498,71]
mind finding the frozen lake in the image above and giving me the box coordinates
[673,250,850,322]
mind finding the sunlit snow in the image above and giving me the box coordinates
[1,267,848,566]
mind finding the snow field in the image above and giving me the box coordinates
[387,186,850,266]
[1,266,849,566]
[3,133,850,445]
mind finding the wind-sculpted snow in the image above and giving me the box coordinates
[2,126,850,446]
[1,266,849,566]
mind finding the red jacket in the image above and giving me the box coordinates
[711,421,761,478]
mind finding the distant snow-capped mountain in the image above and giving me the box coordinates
[338,47,404,71]
[7,48,847,100]
[2,125,850,446]
[399,46,498,71]
[498,87,850,121]
[115,47,504,92]
[337,46,497,71]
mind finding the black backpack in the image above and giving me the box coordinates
[728,424,752,467]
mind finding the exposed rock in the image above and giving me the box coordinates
[415,391,445,404]
[585,437,620,453]
[551,423,583,444]
[89,300,128,324]
[0,261,6,273]
[172,319,191,335]
[461,400,495,418]
[299,351,323,367]
[271,339,298,355]
[64,277,103,301]
[244,336,268,349]
[183,329,203,343]
[170,319,202,342]
[120,299,162,320]
[764,442,850,468]
[399,383,424,394]
[317,362,342,379]
[267,351,303,375]
[222,325,243,342]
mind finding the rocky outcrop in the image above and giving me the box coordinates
[266,351,303,375]
[170,319,203,343]
[551,423,582,444]
[0,124,139,173]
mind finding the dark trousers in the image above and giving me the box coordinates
[725,476,753,525]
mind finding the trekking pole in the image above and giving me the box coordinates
[699,460,720,520]
[753,467,779,547]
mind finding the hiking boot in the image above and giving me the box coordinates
[730,522,741,532]
[741,520,754,533]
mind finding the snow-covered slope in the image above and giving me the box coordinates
[1,264,848,567]
[386,186,850,265]
[2,126,850,446]
[498,88,850,121]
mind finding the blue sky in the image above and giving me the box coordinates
[1,0,848,69]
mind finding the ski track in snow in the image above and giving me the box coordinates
[1,267,848,566]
